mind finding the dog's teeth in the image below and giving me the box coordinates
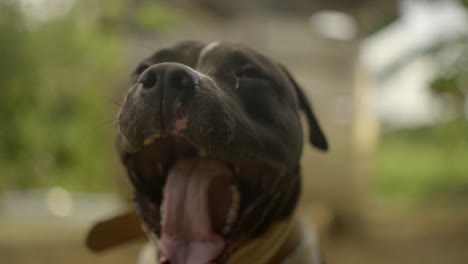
[232,186,240,206]
[227,207,237,223]
[222,186,241,235]
[160,199,166,226]
[222,226,230,235]
[143,133,160,145]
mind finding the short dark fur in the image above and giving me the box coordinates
[116,41,327,262]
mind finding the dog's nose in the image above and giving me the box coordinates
[168,67,198,92]
[140,68,158,89]
[138,63,199,95]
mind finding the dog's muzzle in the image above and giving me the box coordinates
[116,41,327,264]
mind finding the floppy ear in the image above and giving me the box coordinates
[85,209,146,252]
[279,64,329,151]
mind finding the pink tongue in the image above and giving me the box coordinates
[160,159,233,264]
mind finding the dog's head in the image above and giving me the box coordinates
[116,41,327,264]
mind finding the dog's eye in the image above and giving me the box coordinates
[135,64,150,75]
[235,68,267,80]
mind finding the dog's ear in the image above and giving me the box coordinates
[278,64,328,151]
[85,210,146,252]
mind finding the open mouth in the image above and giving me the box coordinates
[125,134,284,264]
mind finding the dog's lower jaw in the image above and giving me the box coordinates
[139,216,323,264]
[227,217,300,264]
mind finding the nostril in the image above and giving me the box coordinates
[178,73,193,90]
[140,71,157,89]
[170,70,195,91]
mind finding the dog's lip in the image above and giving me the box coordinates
[140,133,288,172]
[143,132,170,146]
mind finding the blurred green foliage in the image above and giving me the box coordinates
[376,121,468,206]
[377,49,468,206]
[0,0,124,192]
[375,4,468,206]
[134,2,181,31]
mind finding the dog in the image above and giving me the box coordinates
[86,41,328,264]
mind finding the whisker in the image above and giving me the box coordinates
[205,64,215,76]
[105,97,123,108]
[94,119,119,130]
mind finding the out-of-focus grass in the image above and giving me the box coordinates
[376,120,468,206]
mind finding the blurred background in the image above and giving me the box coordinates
[1,0,468,263]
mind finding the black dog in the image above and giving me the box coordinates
[88,41,328,264]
